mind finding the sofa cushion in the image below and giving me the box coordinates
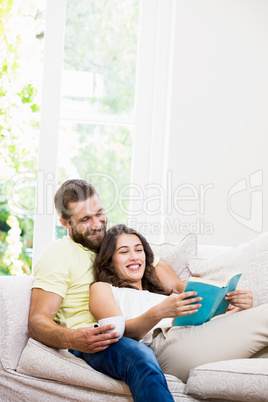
[0,275,34,370]
[151,233,197,282]
[17,338,186,396]
[197,245,231,259]
[189,232,268,307]
[17,338,130,395]
[186,358,268,401]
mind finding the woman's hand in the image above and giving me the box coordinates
[158,291,202,318]
[225,289,253,311]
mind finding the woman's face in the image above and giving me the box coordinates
[112,233,146,289]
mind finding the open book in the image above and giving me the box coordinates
[173,272,242,326]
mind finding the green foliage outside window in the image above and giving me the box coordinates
[0,0,44,275]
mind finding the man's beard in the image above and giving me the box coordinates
[70,224,107,253]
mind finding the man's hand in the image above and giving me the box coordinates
[74,325,120,353]
[225,289,253,311]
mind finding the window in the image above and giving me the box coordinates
[33,0,140,262]
[56,0,140,236]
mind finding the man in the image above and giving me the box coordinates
[29,179,183,402]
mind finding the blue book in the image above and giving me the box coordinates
[172,272,242,326]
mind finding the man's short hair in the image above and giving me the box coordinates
[54,179,97,220]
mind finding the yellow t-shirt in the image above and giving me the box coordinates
[33,236,160,330]
[33,236,97,329]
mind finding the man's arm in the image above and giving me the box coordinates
[28,288,120,353]
[155,260,186,294]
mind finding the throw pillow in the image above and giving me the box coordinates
[189,232,268,307]
[150,233,197,282]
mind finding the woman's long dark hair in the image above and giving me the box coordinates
[93,224,169,295]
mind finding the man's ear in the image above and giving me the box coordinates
[59,218,68,229]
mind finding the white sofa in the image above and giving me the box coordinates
[1,233,268,401]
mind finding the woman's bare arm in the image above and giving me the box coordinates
[89,282,202,341]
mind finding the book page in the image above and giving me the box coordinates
[222,271,241,287]
[189,271,241,288]
[187,276,222,288]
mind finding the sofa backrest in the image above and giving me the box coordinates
[0,275,34,370]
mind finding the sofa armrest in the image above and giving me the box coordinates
[0,275,34,370]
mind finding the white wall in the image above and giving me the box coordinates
[130,0,268,246]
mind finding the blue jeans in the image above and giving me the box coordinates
[69,337,174,402]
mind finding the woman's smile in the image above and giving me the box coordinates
[127,264,142,271]
[112,233,146,289]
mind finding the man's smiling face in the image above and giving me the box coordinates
[61,194,107,252]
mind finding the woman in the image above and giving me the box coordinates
[90,224,268,383]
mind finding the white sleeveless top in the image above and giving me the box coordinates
[109,285,173,345]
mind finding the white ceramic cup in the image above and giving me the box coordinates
[98,316,125,339]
